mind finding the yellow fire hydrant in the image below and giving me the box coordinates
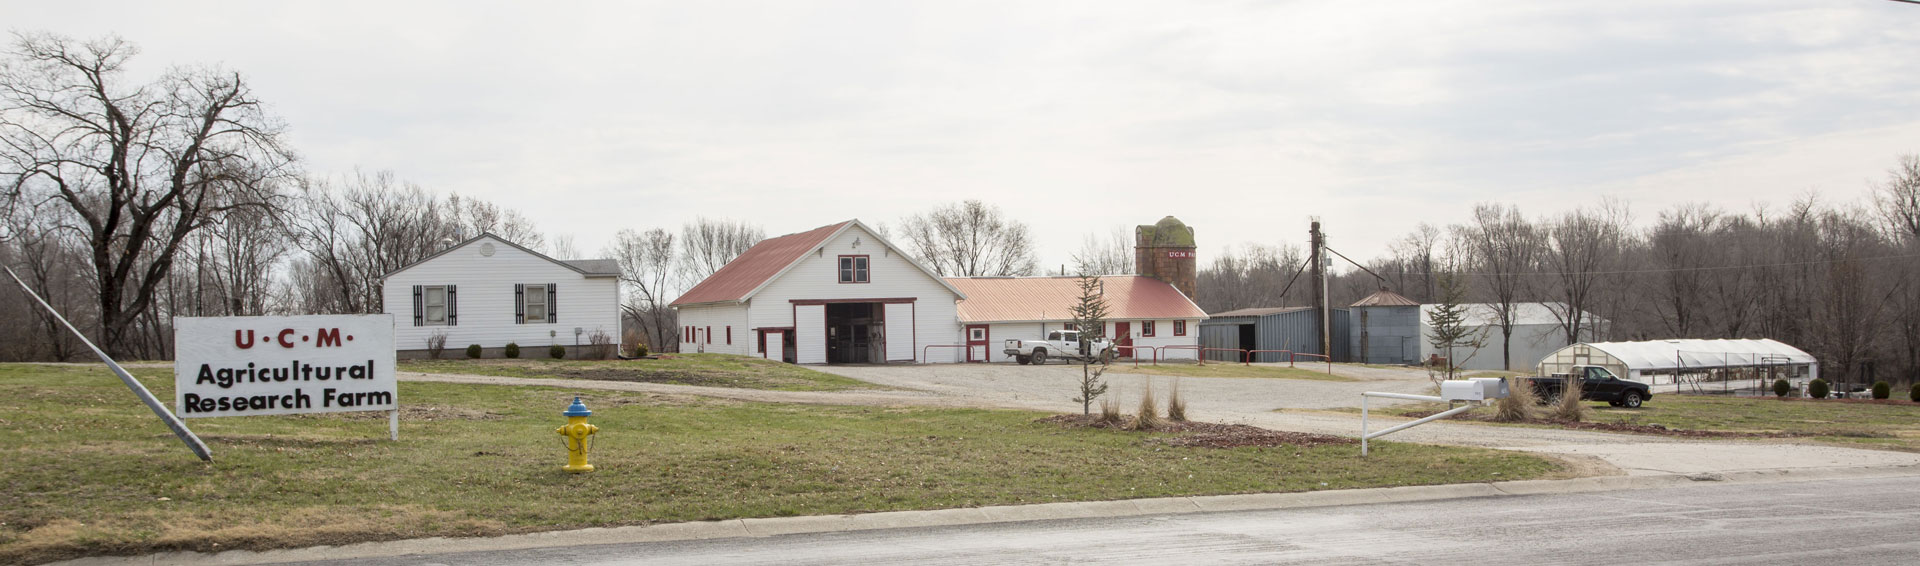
[556,397,598,473]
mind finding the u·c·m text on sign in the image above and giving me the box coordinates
[174,315,397,418]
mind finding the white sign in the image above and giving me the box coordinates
[174,315,397,418]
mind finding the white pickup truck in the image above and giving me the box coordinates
[1004,330,1113,365]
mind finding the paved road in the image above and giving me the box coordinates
[285,475,1920,565]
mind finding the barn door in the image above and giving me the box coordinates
[965,325,990,363]
[763,331,785,362]
[1114,322,1133,358]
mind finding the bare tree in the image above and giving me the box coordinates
[1071,226,1133,275]
[1539,199,1628,344]
[1195,242,1304,312]
[607,227,679,353]
[1463,204,1540,371]
[897,200,1038,277]
[1875,155,1920,381]
[678,217,763,287]
[0,33,294,355]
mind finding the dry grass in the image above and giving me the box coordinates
[1548,378,1588,422]
[1133,379,1162,430]
[1167,378,1188,422]
[1493,377,1536,422]
[1098,394,1124,425]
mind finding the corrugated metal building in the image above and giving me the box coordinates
[1198,306,1350,363]
[1349,289,1421,365]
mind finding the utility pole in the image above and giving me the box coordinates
[1310,220,1330,359]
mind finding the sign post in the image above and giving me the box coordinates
[174,315,398,439]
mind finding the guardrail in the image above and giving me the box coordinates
[1201,347,1247,366]
[921,344,968,364]
[1125,345,1159,368]
[1159,344,1199,365]
[1244,349,1292,365]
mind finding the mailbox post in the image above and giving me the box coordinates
[1361,378,1509,456]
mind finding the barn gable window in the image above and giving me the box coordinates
[838,255,869,283]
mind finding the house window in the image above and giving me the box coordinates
[726,326,732,345]
[1063,322,1078,331]
[706,326,713,344]
[1142,320,1156,337]
[838,255,870,283]
[969,327,986,341]
[1174,320,1187,336]
[522,284,548,323]
[423,286,448,325]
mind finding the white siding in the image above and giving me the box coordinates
[736,225,963,363]
[675,303,751,356]
[976,319,1202,363]
[884,303,914,362]
[1418,322,1567,371]
[382,236,620,352]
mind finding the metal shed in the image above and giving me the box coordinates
[1198,306,1350,363]
[1349,289,1421,365]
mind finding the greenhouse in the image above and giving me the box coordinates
[1535,339,1818,392]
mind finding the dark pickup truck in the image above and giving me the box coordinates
[1525,365,1653,408]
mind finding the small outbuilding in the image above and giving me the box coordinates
[1349,288,1421,365]
[1536,339,1818,387]
[1199,306,1351,363]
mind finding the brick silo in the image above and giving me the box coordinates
[1134,216,1197,300]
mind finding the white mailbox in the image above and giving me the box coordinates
[1439,380,1483,401]
[1471,377,1510,400]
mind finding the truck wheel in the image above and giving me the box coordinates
[1032,350,1048,365]
[1622,391,1644,408]
[1016,355,1031,365]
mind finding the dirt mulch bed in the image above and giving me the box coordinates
[1398,410,1810,438]
[1039,414,1356,448]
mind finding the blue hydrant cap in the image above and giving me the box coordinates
[563,397,592,417]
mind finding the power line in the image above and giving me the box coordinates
[1368,251,1920,278]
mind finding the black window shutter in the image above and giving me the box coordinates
[447,285,458,326]
[412,285,423,326]
[515,284,525,324]
[548,283,557,323]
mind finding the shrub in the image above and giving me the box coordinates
[425,331,449,359]
[632,342,650,357]
[465,344,482,359]
[1809,378,1830,399]
[1166,378,1187,422]
[588,330,615,360]
[1872,381,1891,400]
[1773,378,1791,398]
[504,342,521,358]
[1132,380,1161,431]
[1494,376,1536,422]
[549,344,566,359]
[1910,383,1920,403]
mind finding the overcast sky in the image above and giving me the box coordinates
[11,1,1919,272]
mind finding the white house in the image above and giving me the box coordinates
[946,276,1207,363]
[670,220,967,364]
[382,233,622,357]
[1420,302,1604,372]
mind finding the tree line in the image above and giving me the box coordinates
[1195,155,1920,384]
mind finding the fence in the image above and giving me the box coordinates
[921,344,968,364]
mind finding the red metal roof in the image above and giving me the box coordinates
[670,221,850,306]
[946,276,1208,323]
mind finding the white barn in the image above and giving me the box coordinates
[1420,302,1604,372]
[382,233,622,357]
[947,276,1207,363]
[670,220,967,364]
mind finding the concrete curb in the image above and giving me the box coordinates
[55,463,1920,566]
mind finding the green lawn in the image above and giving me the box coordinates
[1353,394,1920,451]
[1115,362,1355,382]
[399,353,876,391]
[0,363,1556,564]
